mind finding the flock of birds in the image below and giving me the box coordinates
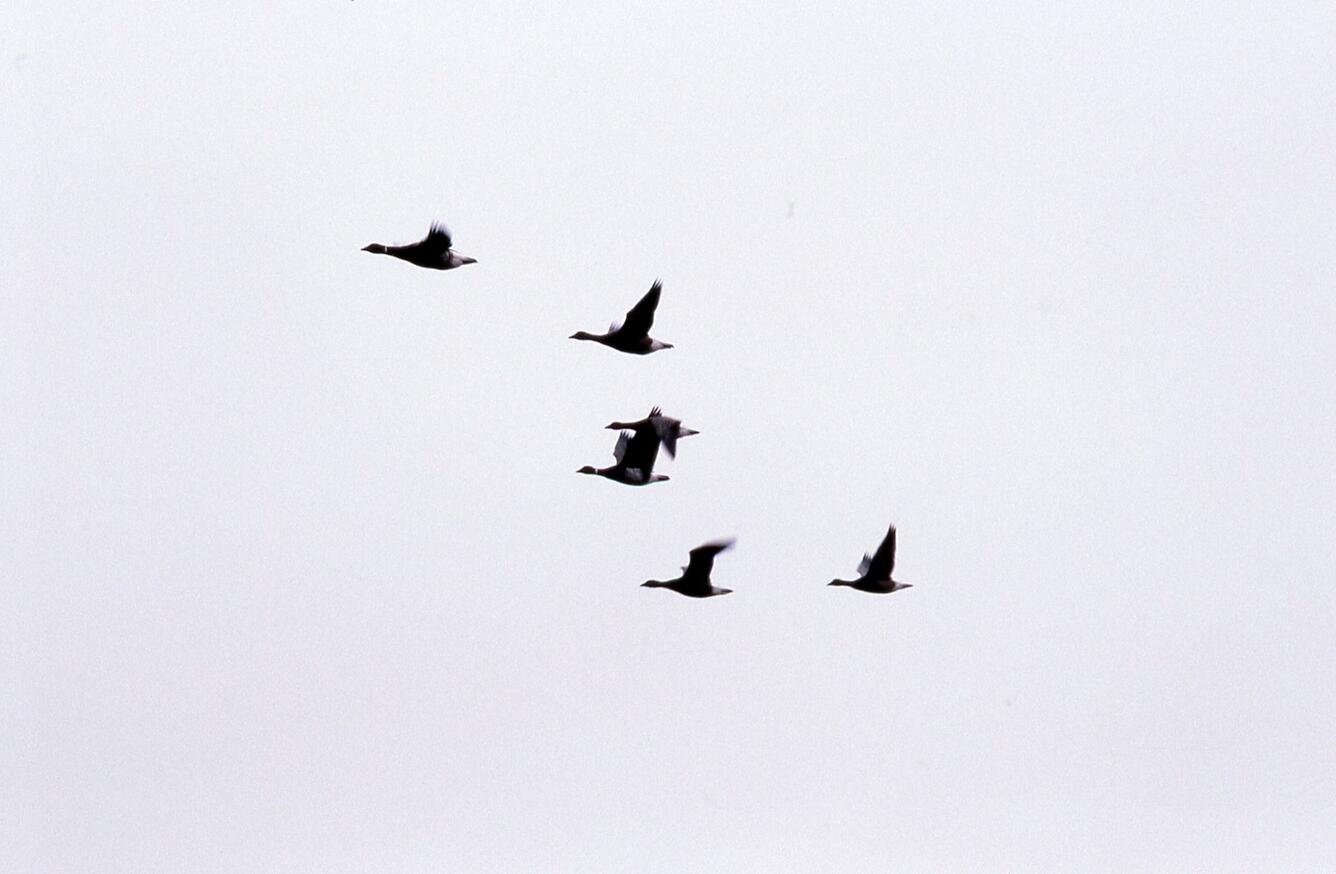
[362,222,915,599]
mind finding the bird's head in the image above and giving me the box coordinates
[576,465,598,475]
[459,256,477,265]
[570,331,597,341]
[828,579,849,587]
[715,588,734,596]
[361,243,387,254]
[641,580,664,588]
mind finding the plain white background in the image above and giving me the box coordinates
[5,3,1335,870]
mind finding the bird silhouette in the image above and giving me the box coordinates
[570,280,673,354]
[604,407,698,458]
[642,539,735,597]
[362,223,476,270]
[828,524,914,594]
[577,419,668,486]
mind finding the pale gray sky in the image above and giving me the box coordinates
[5,2,1336,871]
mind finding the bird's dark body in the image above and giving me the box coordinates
[642,539,735,598]
[362,223,476,271]
[578,419,669,486]
[828,524,914,595]
[570,280,673,354]
[605,407,698,459]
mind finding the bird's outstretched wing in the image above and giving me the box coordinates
[419,223,454,256]
[612,431,631,464]
[647,405,684,458]
[619,279,662,339]
[866,524,896,579]
[684,538,735,585]
[622,420,662,476]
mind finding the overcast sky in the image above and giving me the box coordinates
[6,2,1336,871]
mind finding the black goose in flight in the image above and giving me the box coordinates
[577,419,668,486]
[570,280,673,354]
[362,223,476,270]
[642,539,735,598]
[828,524,914,594]
[605,406,699,458]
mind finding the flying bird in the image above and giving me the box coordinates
[642,539,735,598]
[361,223,476,270]
[570,280,673,354]
[828,524,914,594]
[577,419,668,486]
[605,406,699,458]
